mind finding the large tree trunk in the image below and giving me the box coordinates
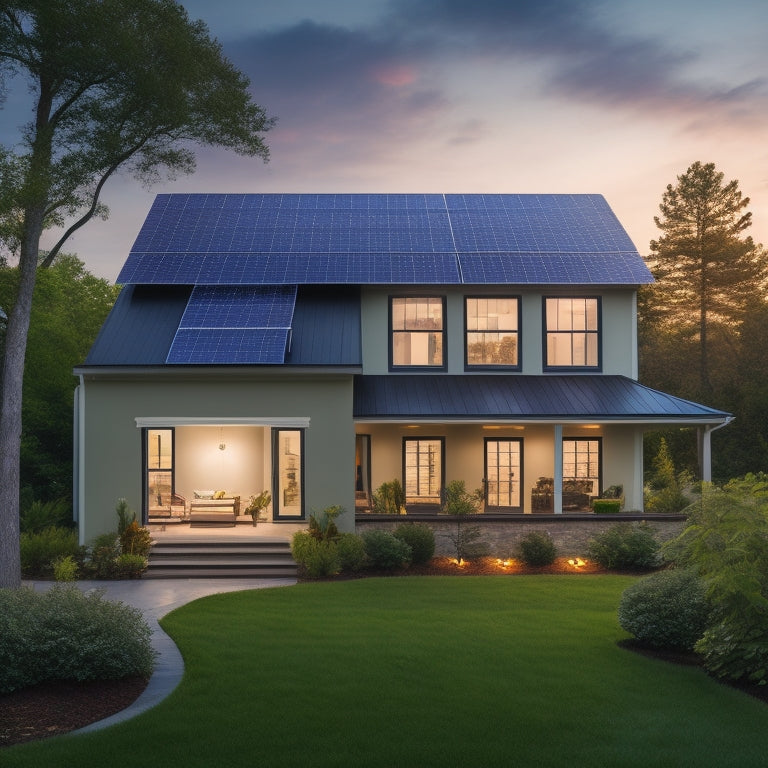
[0,207,44,588]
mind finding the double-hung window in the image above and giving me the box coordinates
[544,297,600,369]
[390,297,445,369]
[465,297,520,369]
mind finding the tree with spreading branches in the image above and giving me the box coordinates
[0,0,273,588]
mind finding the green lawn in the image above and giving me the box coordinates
[5,576,768,767]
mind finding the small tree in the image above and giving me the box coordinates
[645,437,692,513]
[441,480,489,564]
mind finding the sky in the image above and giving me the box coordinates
[6,0,768,281]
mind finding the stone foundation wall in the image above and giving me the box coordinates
[355,514,686,559]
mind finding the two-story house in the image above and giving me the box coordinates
[73,193,730,543]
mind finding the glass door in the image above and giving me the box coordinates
[484,438,522,511]
[273,429,305,519]
[145,428,174,519]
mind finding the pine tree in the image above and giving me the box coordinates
[646,161,767,395]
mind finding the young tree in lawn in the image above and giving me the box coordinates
[644,161,767,398]
[0,0,273,588]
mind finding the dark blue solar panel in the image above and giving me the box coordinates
[179,286,296,328]
[117,193,651,287]
[167,285,297,363]
[166,328,289,364]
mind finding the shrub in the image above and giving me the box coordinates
[120,520,152,556]
[291,532,341,578]
[116,553,149,578]
[587,522,660,571]
[362,529,412,570]
[116,497,136,534]
[86,532,122,579]
[308,505,342,541]
[518,531,557,567]
[666,483,768,684]
[20,527,80,577]
[393,523,435,565]
[335,532,367,573]
[53,555,79,582]
[20,498,72,533]
[0,585,155,693]
[618,569,710,651]
[371,479,406,515]
[441,479,483,516]
[593,499,621,514]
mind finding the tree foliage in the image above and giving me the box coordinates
[0,0,273,587]
[0,254,118,504]
[643,161,767,397]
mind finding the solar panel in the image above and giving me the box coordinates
[166,328,289,364]
[117,193,652,287]
[166,285,297,363]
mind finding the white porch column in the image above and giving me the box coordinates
[701,426,712,483]
[554,424,563,515]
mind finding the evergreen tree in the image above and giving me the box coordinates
[645,162,767,396]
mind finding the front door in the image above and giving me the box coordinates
[484,438,522,511]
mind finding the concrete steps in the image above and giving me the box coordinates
[146,537,297,579]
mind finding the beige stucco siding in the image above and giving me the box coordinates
[78,373,355,543]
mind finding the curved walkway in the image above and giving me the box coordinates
[25,577,297,733]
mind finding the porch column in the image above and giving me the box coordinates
[554,424,563,515]
[700,426,712,483]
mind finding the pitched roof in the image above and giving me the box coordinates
[117,193,653,286]
[353,375,731,423]
[84,284,361,367]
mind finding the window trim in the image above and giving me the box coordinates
[389,295,447,371]
[402,436,445,507]
[542,296,602,371]
[464,295,522,371]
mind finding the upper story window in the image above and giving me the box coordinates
[544,297,600,369]
[390,297,445,369]
[465,297,520,369]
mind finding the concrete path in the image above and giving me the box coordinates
[25,577,297,733]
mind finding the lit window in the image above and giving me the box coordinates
[562,438,600,510]
[403,438,443,505]
[391,297,445,368]
[545,297,600,368]
[465,297,520,368]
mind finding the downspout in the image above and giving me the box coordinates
[74,375,86,545]
[700,417,734,483]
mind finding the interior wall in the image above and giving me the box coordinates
[175,425,267,506]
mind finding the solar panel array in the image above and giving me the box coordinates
[166,285,297,364]
[118,193,652,286]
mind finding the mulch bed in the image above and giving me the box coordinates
[4,559,766,748]
[1,676,149,747]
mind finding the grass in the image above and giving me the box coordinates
[4,576,768,767]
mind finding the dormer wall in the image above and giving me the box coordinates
[360,286,638,378]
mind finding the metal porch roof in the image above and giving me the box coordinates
[353,375,731,423]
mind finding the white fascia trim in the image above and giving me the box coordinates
[134,416,310,428]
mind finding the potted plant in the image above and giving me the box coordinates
[245,491,272,525]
